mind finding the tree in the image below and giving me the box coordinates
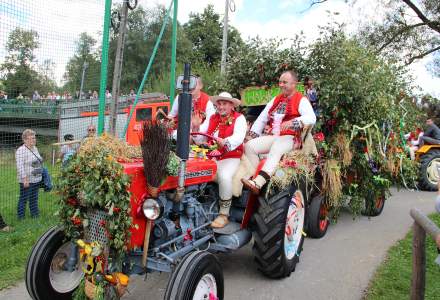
[308,0,440,71]
[107,4,192,93]
[183,4,243,67]
[63,32,101,94]
[0,27,48,98]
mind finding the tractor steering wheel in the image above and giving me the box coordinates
[190,132,223,158]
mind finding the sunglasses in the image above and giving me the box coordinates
[88,129,96,132]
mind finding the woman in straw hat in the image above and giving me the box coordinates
[193,92,247,229]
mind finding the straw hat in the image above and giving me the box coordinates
[210,92,241,107]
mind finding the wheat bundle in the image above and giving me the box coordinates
[78,133,142,161]
[335,133,352,167]
[140,122,171,188]
[322,159,342,207]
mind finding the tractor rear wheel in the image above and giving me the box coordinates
[306,195,329,238]
[252,184,306,279]
[26,226,82,300]
[419,150,440,191]
[164,251,224,300]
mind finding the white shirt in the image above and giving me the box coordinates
[169,94,216,133]
[16,145,43,183]
[195,114,247,152]
[251,96,316,136]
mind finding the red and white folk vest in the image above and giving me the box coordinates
[267,92,303,136]
[173,92,210,129]
[206,111,244,160]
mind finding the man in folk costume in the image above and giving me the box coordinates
[168,76,216,135]
[193,92,247,228]
[241,70,316,194]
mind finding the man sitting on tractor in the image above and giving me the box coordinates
[192,92,247,229]
[419,118,440,146]
[241,70,316,195]
[168,76,216,137]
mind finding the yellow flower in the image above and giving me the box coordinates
[106,155,114,162]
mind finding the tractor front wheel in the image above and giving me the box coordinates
[252,185,306,279]
[164,250,224,300]
[26,226,82,300]
[419,150,440,191]
[362,190,386,217]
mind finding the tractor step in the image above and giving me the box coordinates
[213,221,241,235]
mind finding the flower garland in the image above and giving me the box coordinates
[56,136,132,255]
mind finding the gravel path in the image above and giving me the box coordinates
[0,188,436,300]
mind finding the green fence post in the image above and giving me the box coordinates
[169,0,178,105]
[97,0,112,135]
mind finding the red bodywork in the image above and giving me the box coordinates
[122,158,217,249]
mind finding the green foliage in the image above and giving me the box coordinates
[0,28,57,98]
[183,4,243,66]
[225,36,307,96]
[63,32,101,95]
[56,147,132,254]
[365,213,440,299]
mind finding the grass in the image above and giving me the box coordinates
[365,213,440,299]
[0,149,60,290]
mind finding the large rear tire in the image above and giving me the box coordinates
[419,150,440,191]
[252,184,306,279]
[164,251,224,300]
[306,195,329,239]
[26,226,82,300]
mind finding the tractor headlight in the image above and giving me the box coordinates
[142,198,160,220]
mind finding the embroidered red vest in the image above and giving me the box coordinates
[267,92,303,136]
[206,111,244,160]
[173,92,210,129]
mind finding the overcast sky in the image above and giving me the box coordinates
[0,0,438,97]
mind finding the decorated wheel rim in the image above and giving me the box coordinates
[375,196,384,210]
[319,204,329,232]
[426,158,440,185]
[193,273,218,300]
[284,191,305,260]
[49,242,83,293]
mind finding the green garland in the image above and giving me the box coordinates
[56,147,132,254]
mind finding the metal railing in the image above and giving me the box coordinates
[409,208,440,300]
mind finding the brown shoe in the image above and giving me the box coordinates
[211,215,229,229]
[241,178,261,195]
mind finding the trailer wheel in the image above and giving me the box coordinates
[252,183,306,279]
[306,195,329,238]
[362,190,386,217]
[26,226,82,300]
[164,251,224,300]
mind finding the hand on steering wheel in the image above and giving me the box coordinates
[190,132,222,158]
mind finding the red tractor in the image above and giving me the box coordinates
[25,65,310,299]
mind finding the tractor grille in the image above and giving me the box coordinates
[84,209,109,247]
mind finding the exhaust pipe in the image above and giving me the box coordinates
[175,63,192,201]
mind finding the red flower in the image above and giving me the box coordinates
[67,198,78,206]
[99,220,106,227]
[113,207,121,213]
[71,216,81,226]
[363,146,369,153]
[313,132,325,142]
[283,160,297,168]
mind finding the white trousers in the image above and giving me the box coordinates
[216,158,241,200]
[244,135,294,176]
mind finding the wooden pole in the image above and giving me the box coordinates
[142,219,153,267]
[411,222,426,300]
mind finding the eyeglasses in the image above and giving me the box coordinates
[88,129,96,132]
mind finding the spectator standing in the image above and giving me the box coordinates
[60,134,78,166]
[92,90,98,99]
[32,90,41,102]
[105,89,112,99]
[16,129,42,219]
[304,76,318,116]
[85,124,96,138]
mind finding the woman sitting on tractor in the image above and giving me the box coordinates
[192,92,247,229]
